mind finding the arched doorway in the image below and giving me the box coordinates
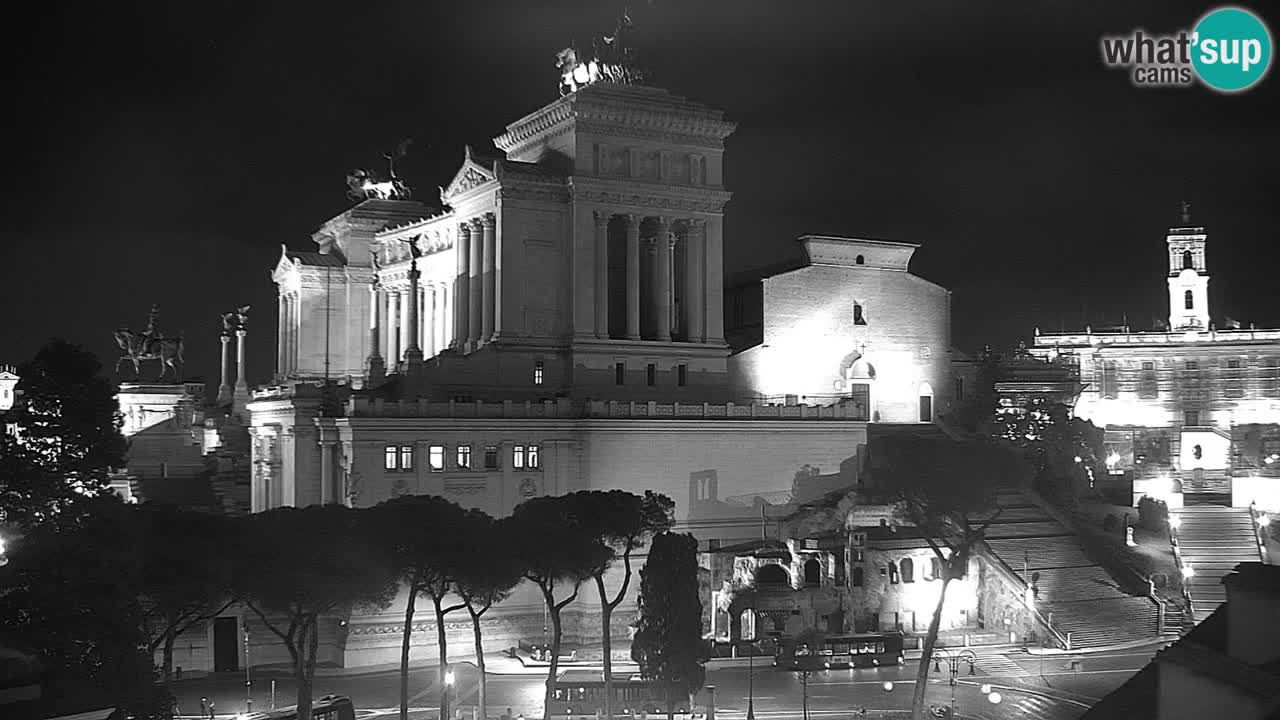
[803,558,821,585]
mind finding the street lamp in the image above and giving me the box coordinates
[931,648,976,718]
[745,638,756,720]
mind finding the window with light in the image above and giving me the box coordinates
[399,445,413,471]
[428,445,445,471]
[457,445,472,469]
[528,444,540,469]
[385,445,398,470]
[534,360,545,385]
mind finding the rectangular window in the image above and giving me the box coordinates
[1228,359,1241,369]
[1102,361,1118,399]
[1185,361,1199,371]
[385,445,398,471]
[534,360,544,385]
[954,377,964,401]
[647,363,656,386]
[1139,361,1158,399]
[428,445,445,472]
[918,395,933,422]
[1185,411,1200,427]
[514,445,526,469]
[678,364,687,387]
[528,444,540,469]
[456,445,472,469]
[398,445,414,471]
[484,445,499,470]
[615,362,625,385]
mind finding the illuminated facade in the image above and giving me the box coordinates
[726,236,952,422]
[239,78,965,671]
[1031,216,1280,509]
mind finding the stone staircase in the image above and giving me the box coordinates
[977,490,1161,649]
[1172,505,1262,624]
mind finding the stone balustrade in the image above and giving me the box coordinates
[1035,327,1280,347]
[340,397,872,420]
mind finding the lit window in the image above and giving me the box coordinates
[399,445,413,471]
[514,445,526,469]
[534,360,544,385]
[528,445,540,469]
[678,364,687,387]
[647,364,656,386]
[428,445,444,472]
[484,445,499,470]
[457,445,472,469]
[385,445,398,471]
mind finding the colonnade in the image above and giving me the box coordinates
[593,212,723,343]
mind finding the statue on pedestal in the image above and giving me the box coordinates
[557,6,646,95]
[346,139,414,201]
[220,305,252,336]
[115,304,185,381]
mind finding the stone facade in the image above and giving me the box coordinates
[726,236,952,423]
[1031,219,1280,508]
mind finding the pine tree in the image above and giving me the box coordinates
[631,532,706,720]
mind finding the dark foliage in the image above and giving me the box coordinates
[632,532,707,720]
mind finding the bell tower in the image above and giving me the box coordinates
[1167,201,1210,331]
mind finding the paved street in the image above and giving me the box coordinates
[168,643,1166,720]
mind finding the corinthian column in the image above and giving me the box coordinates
[424,284,436,358]
[468,218,483,348]
[705,216,725,344]
[481,213,496,342]
[276,294,286,379]
[404,259,423,371]
[233,328,250,418]
[593,210,609,338]
[455,223,471,349]
[625,214,641,340]
[367,284,385,385]
[685,220,706,343]
[217,333,232,405]
[652,216,672,341]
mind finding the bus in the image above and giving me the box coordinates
[548,670,691,719]
[239,695,356,720]
[774,632,906,670]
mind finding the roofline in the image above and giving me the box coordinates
[798,234,922,249]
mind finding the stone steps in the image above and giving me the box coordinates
[1172,506,1261,625]
[985,538,1095,570]
[983,521,1075,539]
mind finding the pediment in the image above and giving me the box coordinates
[441,147,497,202]
[271,245,299,283]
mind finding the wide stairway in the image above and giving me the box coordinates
[1173,505,1262,623]
[980,490,1162,649]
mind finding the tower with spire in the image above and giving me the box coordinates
[1166,201,1210,331]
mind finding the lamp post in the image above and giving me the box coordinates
[931,648,976,718]
[745,638,756,720]
[244,624,253,713]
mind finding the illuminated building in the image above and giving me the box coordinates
[1030,211,1280,510]
[237,68,956,670]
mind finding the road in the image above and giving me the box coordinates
[169,643,1166,720]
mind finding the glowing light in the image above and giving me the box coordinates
[1182,564,1195,579]
[1024,586,1036,606]
[980,684,992,695]
[445,670,456,686]
[882,681,895,692]
[1258,514,1271,527]
[1169,515,1182,530]
[988,692,1003,704]
[1106,452,1121,467]
[1073,456,1082,463]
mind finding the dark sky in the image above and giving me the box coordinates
[4,1,1278,388]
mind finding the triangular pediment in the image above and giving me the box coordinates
[441,146,497,202]
[272,245,299,283]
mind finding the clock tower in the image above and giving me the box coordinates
[1167,202,1210,331]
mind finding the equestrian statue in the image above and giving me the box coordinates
[114,304,185,381]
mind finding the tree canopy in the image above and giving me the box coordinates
[632,532,706,720]
[1,339,127,527]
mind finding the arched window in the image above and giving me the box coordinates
[855,254,865,265]
[1183,250,1193,270]
[804,558,821,585]
[1185,290,1194,310]
[854,304,867,325]
[900,558,914,583]
[852,566,864,587]
[756,564,788,587]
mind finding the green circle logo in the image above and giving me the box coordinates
[1192,7,1273,92]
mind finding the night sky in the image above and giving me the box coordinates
[5,1,1279,389]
